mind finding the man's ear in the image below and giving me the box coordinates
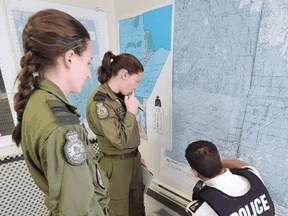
[191,169,198,178]
[120,69,128,80]
[64,49,75,68]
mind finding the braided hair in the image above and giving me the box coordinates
[12,9,90,146]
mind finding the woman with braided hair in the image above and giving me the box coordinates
[86,51,146,216]
[12,9,109,216]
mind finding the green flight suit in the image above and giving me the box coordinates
[86,83,145,216]
[21,78,109,216]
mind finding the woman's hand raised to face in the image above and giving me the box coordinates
[125,92,140,115]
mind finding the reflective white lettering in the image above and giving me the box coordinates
[245,205,252,216]
[239,208,248,216]
[254,198,263,214]
[250,200,257,216]
[260,194,270,211]
[231,194,271,216]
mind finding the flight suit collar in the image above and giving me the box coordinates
[102,83,118,100]
[34,77,77,112]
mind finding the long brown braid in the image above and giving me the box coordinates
[12,9,90,146]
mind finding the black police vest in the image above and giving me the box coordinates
[192,168,275,216]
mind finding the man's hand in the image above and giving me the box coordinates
[222,159,250,169]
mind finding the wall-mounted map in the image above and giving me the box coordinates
[119,5,173,150]
[165,0,288,211]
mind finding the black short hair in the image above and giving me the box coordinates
[185,140,222,178]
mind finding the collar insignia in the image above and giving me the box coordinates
[115,98,122,105]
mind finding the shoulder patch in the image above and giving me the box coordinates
[93,92,107,101]
[187,200,204,214]
[64,130,88,166]
[96,102,109,119]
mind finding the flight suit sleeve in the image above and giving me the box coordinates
[88,102,138,150]
[40,125,106,216]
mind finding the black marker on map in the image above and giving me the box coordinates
[138,107,144,112]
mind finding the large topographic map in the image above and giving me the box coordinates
[119,5,172,140]
[167,0,288,210]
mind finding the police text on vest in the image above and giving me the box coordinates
[230,194,270,216]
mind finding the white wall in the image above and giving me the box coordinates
[114,0,166,18]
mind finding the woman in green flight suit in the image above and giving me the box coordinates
[12,9,109,216]
[86,51,146,216]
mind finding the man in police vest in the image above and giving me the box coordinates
[185,140,275,216]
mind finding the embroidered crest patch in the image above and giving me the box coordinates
[96,102,109,119]
[64,130,87,166]
[96,165,105,189]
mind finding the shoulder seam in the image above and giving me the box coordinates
[46,96,80,125]
[93,91,107,101]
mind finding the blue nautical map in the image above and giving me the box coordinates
[169,0,288,209]
[11,10,100,121]
[119,5,172,139]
